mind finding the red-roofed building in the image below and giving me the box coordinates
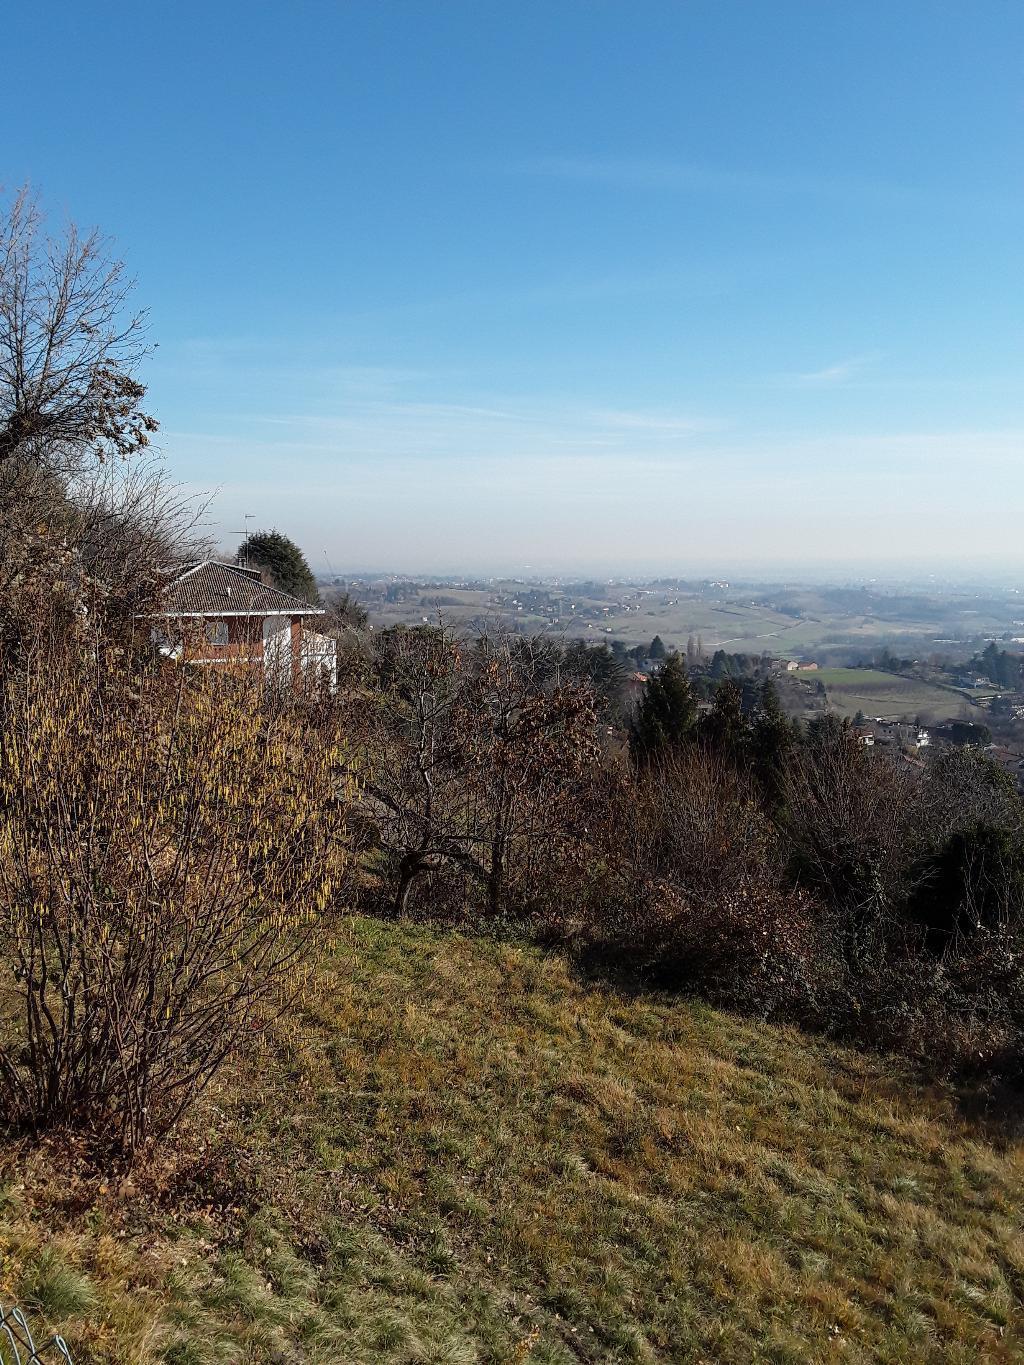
[149,560,336,686]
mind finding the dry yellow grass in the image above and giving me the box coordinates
[1,915,1022,1362]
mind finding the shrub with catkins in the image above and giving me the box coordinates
[0,641,352,1153]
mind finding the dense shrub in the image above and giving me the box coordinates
[780,734,924,927]
[909,823,1024,941]
[0,642,351,1152]
[577,752,849,1022]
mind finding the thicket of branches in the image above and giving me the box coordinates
[341,626,598,920]
[0,648,349,1150]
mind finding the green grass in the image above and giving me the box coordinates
[2,916,1023,1362]
[814,668,979,722]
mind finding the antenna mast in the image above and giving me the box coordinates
[231,514,255,568]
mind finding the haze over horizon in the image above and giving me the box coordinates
[8,2,1022,575]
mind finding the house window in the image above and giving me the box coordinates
[151,623,181,652]
[204,619,229,646]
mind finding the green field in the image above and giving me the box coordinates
[2,917,1023,1362]
[369,594,886,655]
[815,668,977,722]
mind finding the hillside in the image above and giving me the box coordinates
[2,917,1022,1363]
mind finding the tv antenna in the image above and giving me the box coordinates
[232,514,255,567]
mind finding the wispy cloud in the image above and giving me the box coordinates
[226,396,723,464]
[781,354,880,388]
[156,341,724,461]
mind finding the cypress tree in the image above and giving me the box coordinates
[629,652,695,765]
[751,677,795,805]
[700,678,749,764]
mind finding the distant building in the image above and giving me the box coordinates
[857,719,929,750]
[149,560,337,688]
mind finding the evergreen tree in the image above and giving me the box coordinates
[327,591,368,629]
[629,652,695,765]
[563,640,630,718]
[981,642,1000,685]
[699,678,749,764]
[751,678,795,806]
[739,677,760,715]
[242,529,320,605]
[648,634,667,660]
[805,711,855,751]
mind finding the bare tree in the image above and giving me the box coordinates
[0,191,207,645]
[0,188,156,474]
[347,625,477,913]
[464,630,598,916]
[348,625,598,917]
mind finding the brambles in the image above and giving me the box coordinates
[578,750,848,1023]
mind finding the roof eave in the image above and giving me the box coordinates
[151,606,326,618]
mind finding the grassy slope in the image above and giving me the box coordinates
[2,917,1023,1363]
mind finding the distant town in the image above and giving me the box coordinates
[320,570,1024,790]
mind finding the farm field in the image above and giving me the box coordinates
[815,668,978,722]
[348,578,1024,661]
[2,916,1022,1362]
[366,595,932,656]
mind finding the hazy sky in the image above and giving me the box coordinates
[7,2,1023,575]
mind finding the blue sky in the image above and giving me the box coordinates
[6,2,1022,575]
